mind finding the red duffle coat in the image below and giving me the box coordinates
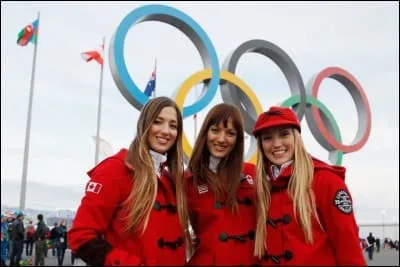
[186,162,258,266]
[68,149,186,266]
[260,157,366,266]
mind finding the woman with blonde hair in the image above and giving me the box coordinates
[68,96,190,266]
[252,106,365,265]
[186,103,258,266]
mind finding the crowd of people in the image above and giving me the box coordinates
[2,97,397,266]
[1,212,70,266]
[359,232,399,261]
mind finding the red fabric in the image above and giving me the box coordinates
[261,157,366,266]
[253,106,301,136]
[68,149,186,266]
[186,163,258,266]
[81,50,103,65]
[26,224,35,237]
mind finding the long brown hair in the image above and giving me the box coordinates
[122,97,189,247]
[188,103,244,211]
[254,128,320,258]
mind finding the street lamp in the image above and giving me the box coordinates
[381,210,386,239]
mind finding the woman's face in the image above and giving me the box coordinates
[206,118,237,159]
[147,106,178,154]
[261,126,295,166]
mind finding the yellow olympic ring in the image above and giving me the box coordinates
[174,69,263,164]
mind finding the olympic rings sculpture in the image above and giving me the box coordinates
[109,4,372,166]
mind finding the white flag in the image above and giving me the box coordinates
[92,135,114,158]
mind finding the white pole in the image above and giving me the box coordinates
[20,11,40,211]
[381,210,386,239]
[94,36,105,165]
[194,84,198,143]
[153,58,157,98]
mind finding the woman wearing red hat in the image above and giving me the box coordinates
[68,97,190,266]
[252,106,366,266]
[186,103,258,266]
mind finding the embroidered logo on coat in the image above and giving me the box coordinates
[241,174,254,185]
[197,184,208,194]
[245,174,254,185]
[86,181,103,194]
[333,189,352,214]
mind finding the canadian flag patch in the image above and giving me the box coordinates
[86,181,103,194]
[197,184,208,194]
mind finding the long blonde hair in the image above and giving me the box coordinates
[254,128,319,258]
[188,103,244,212]
[122,97,190,250]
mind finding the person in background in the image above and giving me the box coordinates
[56,220,67,266]
[6,217,14,261]
[34,214,48,266]
[252,106,366,266]
[50,222,59,257]
[376,237,381,253]
[68,97,190,266]
[25,220,35,257]
[44,224,50,258]
[1,214,9,266]
[9,211,25,267]
[186,103,258,266]
[394,240,399,251]
[366,232,376,260]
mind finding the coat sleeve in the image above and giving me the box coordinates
[67,158,142,266]
[314,170,366,266]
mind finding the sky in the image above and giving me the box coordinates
[1,1,399,224]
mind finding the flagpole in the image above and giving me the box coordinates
[19,11,40,211]
[153,58,157,98]
[194,84,198,143]
[94,36,105,165]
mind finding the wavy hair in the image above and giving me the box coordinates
[122,97,190,250]
[188,103,244,212]
[254,128,320,258]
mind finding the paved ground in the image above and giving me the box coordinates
[364,248,399,266]
[5,247,399,266]
[7,248,84,266]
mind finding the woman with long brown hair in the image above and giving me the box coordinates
[186,103,258,266]
[252,106,366,265]
[68,96,190,266]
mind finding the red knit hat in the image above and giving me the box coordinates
[253,106,301,136]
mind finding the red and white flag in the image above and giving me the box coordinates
[86,181,103,194]
[81,44,104,65]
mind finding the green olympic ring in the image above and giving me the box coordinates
[281,95,343,166]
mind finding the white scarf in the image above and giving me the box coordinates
[149,150,168,177]
[209,155,221,173]
[270,160,293,180]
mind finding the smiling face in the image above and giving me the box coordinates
[261,126,295,166]
[206,118,237,159]
[147,106,178,154]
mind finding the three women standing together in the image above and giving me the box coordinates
[68,97,365,266]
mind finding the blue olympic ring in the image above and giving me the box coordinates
[109,4,220,118]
